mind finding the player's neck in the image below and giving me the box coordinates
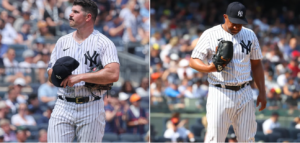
[74,24,94,41]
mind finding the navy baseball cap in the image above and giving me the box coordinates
[51,56,79,87]
[226,2,248,24]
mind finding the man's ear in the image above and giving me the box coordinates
[86,13,92,22]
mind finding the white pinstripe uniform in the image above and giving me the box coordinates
[191,25,263,142]
[47,30,119,142]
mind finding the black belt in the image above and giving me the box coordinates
[58,96,101,104]
[214,82,249,91]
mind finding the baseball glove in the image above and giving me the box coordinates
[212,40,233,72]
[85,63,113,91]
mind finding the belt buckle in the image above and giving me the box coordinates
[76,97,83,104]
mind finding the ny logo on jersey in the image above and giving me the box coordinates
[240,40,252,55]
[84,51,99,67]
[237,11,243,17]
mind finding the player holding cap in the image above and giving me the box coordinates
[47,0,120,142]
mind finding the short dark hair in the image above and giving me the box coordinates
[73,0,98,22]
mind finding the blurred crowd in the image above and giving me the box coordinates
[150,0,300,142]
[0,0,149,142]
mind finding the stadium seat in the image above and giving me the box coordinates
[290,121,297,128]
[273,127,290,138]
[119,133,142,142]
[196,118,203,126]
[277,138,294,142]
[38,124,48,130]
[32,114,43,122]
[102,133,119,142]
[155,136,171,142]
[256,120,265,132]
[289,128,300,139]
[190,124,204,137]
[255,131,266,142]
[25,125,39,132]
[9,44,27,62]
[195,136,204,142]
[265,132,281,142]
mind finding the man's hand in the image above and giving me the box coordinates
[60,75,82,88]
[256,92,267,111]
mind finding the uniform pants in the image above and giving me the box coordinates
[205,84,257,142]
[48,97,106,142]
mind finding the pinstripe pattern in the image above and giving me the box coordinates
[47,29,119,142]
[205,85,256,142]
[191,25,263,86]
[47,30,120,98]
[48,98,105,142]
[191,25,261,142]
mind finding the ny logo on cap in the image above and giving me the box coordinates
[237,11,243,17]
[56,75,62,79]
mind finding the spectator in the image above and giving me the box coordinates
[0,34,8,58]
[3,48,18,73]
[36,51,50,84]
[27,94,43,115]
[11,103,36,126]
[38,129,47,143]
[121,81,135,95]
[277,69,292,87]
[15,126,28,143]
[5,85,20,114]
[0,18,19,45]
[285,86,300,110]
[19,49,35,83]
[105,96,125,134]
[16,22,32,44]
[13,78,27,104]
[263,112,280,135]
[294,117,300,129]
[164,116,195,142]
[266,88,282,110]
[283,78,296,96]
[36,21,54,38]
[288,58,300,78]
[118,92,130,114]
[0,128,4,142]
[43,0,63,36]
[38,80,58,107]
[0,101,9,120]
[37,105,53,125]
[122,4,145,43]
[265,71,280,91]
[13,12,32,32]
[119,0,136,21]
[0,119,16,142]
[1,0,20,16]
[164,80,184,101]
[126,93,148,134]
[136,77,149,97]
[103,14,125,38]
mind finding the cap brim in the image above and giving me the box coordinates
[51,71,63,87]
[228,16,248,25]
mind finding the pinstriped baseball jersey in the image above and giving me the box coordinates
[47,29,118,142]
[47,29,119,98]
[191,25,263,86]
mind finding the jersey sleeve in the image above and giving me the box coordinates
[250,33,263,60]
[191,31,211,61]
[98,37,120,67]
[47,39,60,71]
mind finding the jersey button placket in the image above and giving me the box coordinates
[232,36,239,85]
